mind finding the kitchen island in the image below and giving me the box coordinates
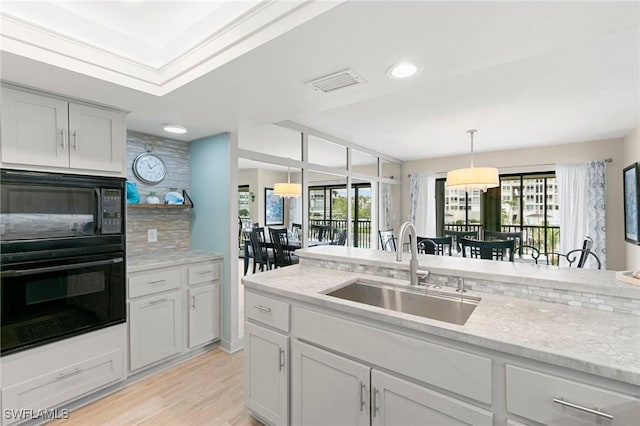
[242,246,640,426]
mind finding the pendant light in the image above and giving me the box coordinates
[274,166,301,198]
[446,130,499,192]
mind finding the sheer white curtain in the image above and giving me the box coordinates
[409,174,436,237]
[556,161,606,268]
[380,183,393,231]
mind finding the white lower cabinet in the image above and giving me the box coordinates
[0,325,126,426]
[292,340,370,426]
[371,369,493,426]
[129,289,182,371]
[292,340,493,426]
[506,365,640,425]
[188,284,219,348]
[244,322,289,426]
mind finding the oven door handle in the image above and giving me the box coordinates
[1,257,124,277]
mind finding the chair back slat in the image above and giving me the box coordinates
[443,230,478,253]
[461,237,515,261]
[417,236,452,256]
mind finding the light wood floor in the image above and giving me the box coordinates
[52,350,261,426]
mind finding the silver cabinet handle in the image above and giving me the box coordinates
[148,279,166,284]
[553,398,614,420]
[278,348,284,371]
[372,387,379,417]
[57,368,82,379]
[73,130,78,150]
[198,270,212,275]
[254,305,271,313]
[149,298,168,306]
[359,382,366,411]
[61,128,66,149]
[192,295,196,309]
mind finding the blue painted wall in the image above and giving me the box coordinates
[190,133,230,341]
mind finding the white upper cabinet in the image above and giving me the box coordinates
[1,87,125,176]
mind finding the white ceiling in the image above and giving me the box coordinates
[1,1,638,161]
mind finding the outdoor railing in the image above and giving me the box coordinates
[443,223,560,255]
[309,219,371,248]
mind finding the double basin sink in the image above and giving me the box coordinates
[324,278,480,326]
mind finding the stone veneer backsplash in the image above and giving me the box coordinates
[300,258,640,316]
[126,131,191,255]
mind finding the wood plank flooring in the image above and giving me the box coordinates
[52,350,262,426]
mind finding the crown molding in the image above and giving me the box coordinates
[0,0,344,96]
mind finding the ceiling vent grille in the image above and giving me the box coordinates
[308,69,365,93]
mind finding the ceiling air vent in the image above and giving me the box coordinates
[308,69,365,93]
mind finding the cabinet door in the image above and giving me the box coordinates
[129,290,182,371]
[292,340,370,426]
[188,284,219,348]
[244,322,289,426]
[1,87,69,168]
[371,370,493,426]
[68,103,124,172]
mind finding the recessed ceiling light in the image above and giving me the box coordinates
[387,63,419,79]
[163,124,187,134]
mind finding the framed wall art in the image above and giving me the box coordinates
[265,188,284,226]
[623,162,640,244]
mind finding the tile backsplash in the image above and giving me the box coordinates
[126,131,191,254]
[301,258,640,315]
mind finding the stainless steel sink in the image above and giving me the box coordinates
[324,279,480,325]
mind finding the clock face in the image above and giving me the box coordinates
[133,153,166,184]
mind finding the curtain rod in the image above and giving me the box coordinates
[408,157,613,177]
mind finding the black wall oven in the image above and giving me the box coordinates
[1,169,126,355]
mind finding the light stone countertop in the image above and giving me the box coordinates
[295,246,640,298]
[242,263,640,386]
[127,249,223,273]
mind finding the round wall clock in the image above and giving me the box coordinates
[132,152,167,184]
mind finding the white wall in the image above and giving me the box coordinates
[403,138,627,270]
[624,127,640,271]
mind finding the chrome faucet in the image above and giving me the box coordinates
[396,222,429,286]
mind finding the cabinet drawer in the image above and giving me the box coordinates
[246,291,290,332]
[2,349,122,425]
[506,365,640,425]
[188,262,219,285]
[294,307,492,404]
[129,268,181,298]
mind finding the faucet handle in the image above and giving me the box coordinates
[417,269,430,285]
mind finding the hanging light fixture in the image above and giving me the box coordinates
[446,130,499,192]
[274,166,301,198]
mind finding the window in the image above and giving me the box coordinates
[308,183,371,248]
[437,172,560,253]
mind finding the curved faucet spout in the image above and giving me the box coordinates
[396,221,420,285]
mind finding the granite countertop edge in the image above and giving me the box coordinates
[127,249,223,272]
[242,265,640,387]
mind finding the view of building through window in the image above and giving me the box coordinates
[441,172,560,253]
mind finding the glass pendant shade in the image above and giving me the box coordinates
[445,130,499,192]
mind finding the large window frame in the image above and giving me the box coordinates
[437,171,559,253]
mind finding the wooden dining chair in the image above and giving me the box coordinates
[461,237,515,261]
[443,230,478,253]
[269,228,299,268]
[248,228,274,273]
[417,236,452,256]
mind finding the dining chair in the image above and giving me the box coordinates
[510,245,541,264]
[545,236,601,269]
[461,237,515,261]
[378,229,397,251]
[483,230,523,245]
[416,236,452,256]
[269,227,299,268]
[330,228,347,246]
[443,230,478,253]
[248,228,274,273]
